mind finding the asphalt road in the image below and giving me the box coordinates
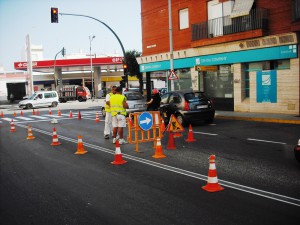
[0,107,300,225]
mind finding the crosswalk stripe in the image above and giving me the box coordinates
[15,116,34,121]
[30,115,49,119]
[1,118,16,122]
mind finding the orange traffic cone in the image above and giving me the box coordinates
[202,155,224,192]
[78,111,81,120]
[152,138,166,158]
[111,140,127,165]
[69,110,73,118]
[48,108,52,115]
[58,109,62,116]
[167,131,176,150]
[27,125,35,140]
[20,111,24,116]
[13,112,17,117]
[173,132,182,138]
[74,135,88,155]
[50,127,61,146]
[10,119,16,132]
[32,109,36,115]
[95,112,100,123]
[36,110,40,116]
[185,124,196,142]
[160,118,166,132]
[1,111,4,118]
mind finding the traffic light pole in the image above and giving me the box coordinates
[59,13,128,87]
[53,47,65,90]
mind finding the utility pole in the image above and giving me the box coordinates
[168,0,174,91]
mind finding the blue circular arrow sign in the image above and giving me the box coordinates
[138,112,153,131]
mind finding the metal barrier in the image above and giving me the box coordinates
[127,111,163,152]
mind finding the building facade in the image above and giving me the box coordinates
[138,0,300,114]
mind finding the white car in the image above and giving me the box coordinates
[19,91,59,109]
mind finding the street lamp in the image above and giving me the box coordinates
[89,35,96,100]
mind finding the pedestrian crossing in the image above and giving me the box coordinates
[0,110,102,123]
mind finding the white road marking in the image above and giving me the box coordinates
[247,138,286,145]
[14,123,300,207]
[193,131,218,136]
[15,116,34,121]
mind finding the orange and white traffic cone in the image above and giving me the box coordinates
[10,119,16,132]
[167,131,176,150]
[48,108,52,115]
[78,111,81,120]
[111,140,127,165]
[26,125,35,140]
[95,112,100,123]
[13,112,17,117]
[160,118,166,132]
[20,111,24,116]
[74,135,88,155]
[152,138,166,158]
[69,110,73,118]
[185,124,196,142]
[202,155,224,192]
[50,127,61,146]
[58,109,62,116]
[1,111,4,118]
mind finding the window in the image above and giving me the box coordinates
[160,93,170,104]
[179,8,189,30]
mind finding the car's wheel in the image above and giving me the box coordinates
[26,103,33,109]
[176,113,186,127]
[101,107,106,117]
[51,101,58,107]
[205,117,214,124]
[78,97,83,102]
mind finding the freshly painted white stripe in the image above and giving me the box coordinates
[247,138,286,145]
[193,131,218,136]
[15,116,34,121]
[14,123,300,207]
[43,115,62,118]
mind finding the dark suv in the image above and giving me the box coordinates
[159,90,215,126]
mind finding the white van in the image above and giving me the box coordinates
[19,91,59,109]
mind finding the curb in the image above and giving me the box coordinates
[215,115,300,125]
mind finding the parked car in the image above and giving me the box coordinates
[159,90,215,126]
[158,87,167,95]
[101,91,146,117]
[19,91,59,109]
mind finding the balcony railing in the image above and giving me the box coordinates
[292,0,300,21]
[192,8,268,41]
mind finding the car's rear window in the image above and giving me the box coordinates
[185,92,206,103]
[125,92,144,100]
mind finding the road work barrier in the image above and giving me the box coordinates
[127,111,163,153]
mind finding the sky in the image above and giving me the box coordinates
[0,0,142,72]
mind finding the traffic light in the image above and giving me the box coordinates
[62,47,66,57]
[51,7,58,23]
[123,64,128,75]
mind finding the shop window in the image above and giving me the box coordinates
[173,68,192,91]
[179,8,189,30]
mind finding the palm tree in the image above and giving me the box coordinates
[124,50,143,93]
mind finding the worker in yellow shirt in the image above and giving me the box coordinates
[108,86,128,144]
[104,86,116,139]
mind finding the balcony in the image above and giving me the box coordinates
[192,8,268,41]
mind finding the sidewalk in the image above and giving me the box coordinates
[215,110,300,124]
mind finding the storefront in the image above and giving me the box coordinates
[140,44,299,114]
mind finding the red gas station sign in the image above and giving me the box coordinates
[14,57,123,70]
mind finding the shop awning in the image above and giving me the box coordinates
[230,0,254,18]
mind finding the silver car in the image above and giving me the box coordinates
[124,91,147,114]
[101,91,146,117]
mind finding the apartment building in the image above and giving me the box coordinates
[137,0,300,114]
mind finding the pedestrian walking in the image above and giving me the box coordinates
[104,86,116,139]
[109,86,128,144]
